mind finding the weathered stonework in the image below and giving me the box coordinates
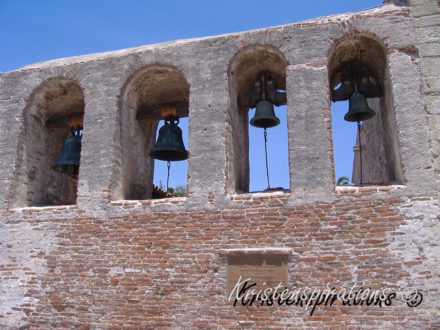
[0,1,439,329]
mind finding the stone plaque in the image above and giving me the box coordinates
[226,254,288,296]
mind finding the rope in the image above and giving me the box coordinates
[166,161,171,192]
[264,128,271,189]
[358,121,363,185]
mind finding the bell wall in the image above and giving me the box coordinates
[0,1,439,328]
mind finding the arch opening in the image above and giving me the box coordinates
[117,64,189,200]
[329,34,404,186]
[11,78,85,207]
[227,45,290,193]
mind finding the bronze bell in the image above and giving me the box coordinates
[250,100,280,128]
[150,118,188,161]
[344,93,376,122]
[53,131,82,175]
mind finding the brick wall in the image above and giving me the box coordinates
[1,189,439,328]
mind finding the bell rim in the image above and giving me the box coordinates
[149,150,189,162]
[250,116,280,128]
[343,109,376,122]
[250,100,280,128]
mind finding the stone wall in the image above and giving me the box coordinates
[0,1,439,329]
[408,0,440,199]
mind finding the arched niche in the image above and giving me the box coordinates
[328,34,404,185]
[116,64,190,200]
[12,77,85,207]
[227,45,288,193]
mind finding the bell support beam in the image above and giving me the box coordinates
[239,88,287,109]
[136,101,189,121]
[286,64,335,204]
[45,111,85,128]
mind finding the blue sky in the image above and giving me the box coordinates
[1,0,383,192]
